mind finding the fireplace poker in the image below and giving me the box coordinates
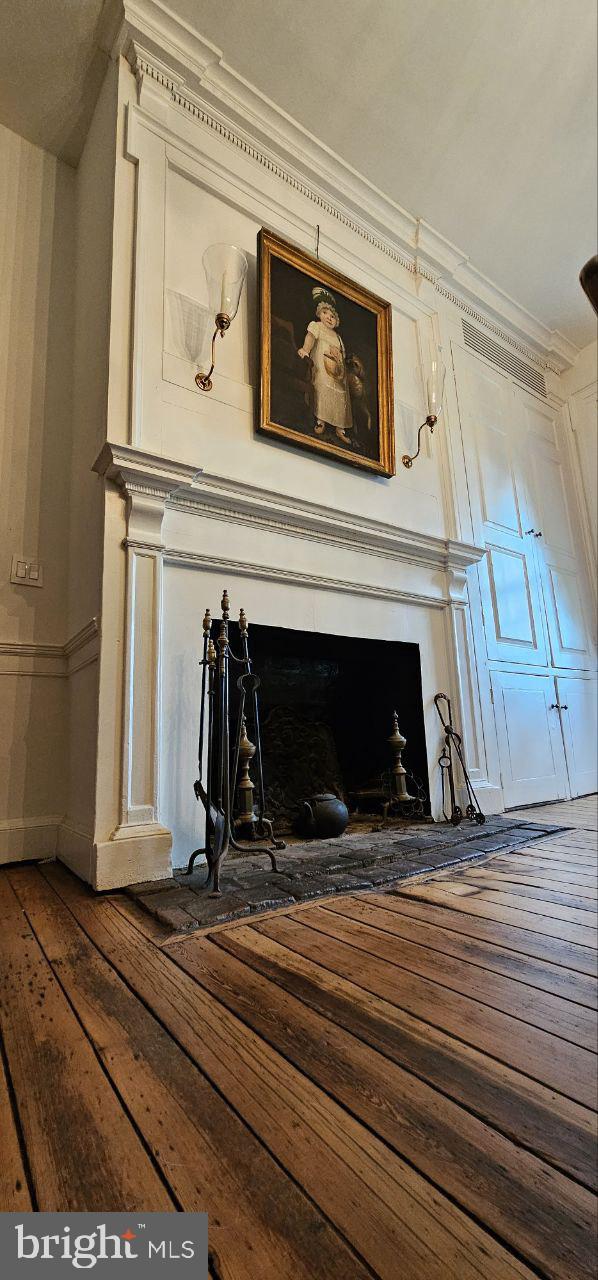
[434,692,485,826]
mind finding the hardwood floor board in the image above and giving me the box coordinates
[322,895,598,1008]
[0,1041,33,1211]
[425,881,597,930]
[255,914,597,1107]
[469,871,598,903]
[445,872,598,912]
[41,866,532,1280]
[164,930,597,1280]
[290,901,595,1049]
[395,883,597,948]
[211,923,598,1189]
[376,892,597,973]
[0,876,174,1212]
[8,867,362,1280]
[488,855,598,885]
[509,848,597,867]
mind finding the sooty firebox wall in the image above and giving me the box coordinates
[230,623,429,832]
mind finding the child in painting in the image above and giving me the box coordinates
[298,286,353,443]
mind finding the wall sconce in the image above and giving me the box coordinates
[402,349,446,468]
[195,243,248,391]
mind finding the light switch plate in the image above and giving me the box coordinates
[10,555,43,587]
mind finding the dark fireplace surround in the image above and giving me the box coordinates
[231,623,430,834]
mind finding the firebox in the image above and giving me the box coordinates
[233,623,430,833]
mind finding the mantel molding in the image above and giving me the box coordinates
[94,445,486,573]
[93,440,201,499]
[169,470,487,574]
[113,0,577,372]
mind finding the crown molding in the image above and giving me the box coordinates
[113,0,578,371]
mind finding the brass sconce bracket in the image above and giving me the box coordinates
[402,414,437,469]
[195,312,231,391]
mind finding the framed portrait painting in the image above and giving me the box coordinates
[258,229,395,476]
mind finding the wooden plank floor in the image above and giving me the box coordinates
[0,798,596,1279]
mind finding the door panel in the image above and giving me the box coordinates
[520,391,592,670]
[487,546,538,648]
[558,677,598,798]
[453,347,548,665]
[492,670,568,808]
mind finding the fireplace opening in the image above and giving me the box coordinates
[232,623,430,834]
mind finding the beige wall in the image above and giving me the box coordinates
[62,64,118,854]
[0,124,74,857]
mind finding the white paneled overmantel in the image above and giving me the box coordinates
[113,0,577,373]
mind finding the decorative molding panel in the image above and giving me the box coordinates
[167,468,487,575]
[0,620,100,678]
[164,547,451,611]
[113,0,578,371]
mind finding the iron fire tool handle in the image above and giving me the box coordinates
[194,609,212,796]
[434,692,485,826]
[239,611,268,828]
[434,692,462,825]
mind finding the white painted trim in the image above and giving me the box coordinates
[168,468,486,574]
[113,0,578,370]
[0,619,101,677]
[0,815,61,863]
[163,545,451,610]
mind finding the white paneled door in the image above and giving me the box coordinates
[453,348,549,667]
[491,671,569,808]
[519,391,593,671]
[557,677,598,798]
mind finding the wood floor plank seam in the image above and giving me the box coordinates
[11,866,371,1280]
[374,893,597,974]
[319,897,598,1010]
[251,915,597,1108]
[210,923,597,1190]
[160,931,597,1280]
[279,905,596,1052]
[0,1025,36,1211]
[8,870,186,1215]
[322,890,598,1008]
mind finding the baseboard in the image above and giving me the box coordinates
[0,814,61,863]
[58,820,172,890]
[456,780,504,816]
[57,821,95,883]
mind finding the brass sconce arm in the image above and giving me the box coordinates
[195,313,231,391]
[401,413,437,469]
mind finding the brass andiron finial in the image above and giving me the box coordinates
[202,608,212,636]
[235,715,257,833]
[388,711,415,803]
[239,608,248,636]
[221,589,230,620]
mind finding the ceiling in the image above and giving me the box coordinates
[0,0,596,348]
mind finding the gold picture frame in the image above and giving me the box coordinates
[258,229,395,477]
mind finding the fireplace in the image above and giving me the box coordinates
[233,624,430,834]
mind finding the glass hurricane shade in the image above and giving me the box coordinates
[426,352,446,419]
[202,243,248,322]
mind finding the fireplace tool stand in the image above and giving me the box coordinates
[434,692,485,826]
[185,591,285,894]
